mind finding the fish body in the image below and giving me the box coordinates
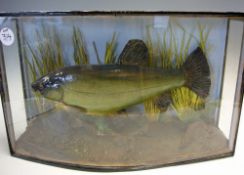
[32,44,210,115]
[33,65,185,114]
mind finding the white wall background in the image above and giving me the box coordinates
[0,0,244,175]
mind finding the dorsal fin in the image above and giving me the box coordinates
[118,39,149,67]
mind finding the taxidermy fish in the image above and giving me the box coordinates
[32,45,211,115]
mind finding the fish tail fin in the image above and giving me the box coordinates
[183,47,211,98]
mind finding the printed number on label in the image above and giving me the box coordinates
[0,27,15,46]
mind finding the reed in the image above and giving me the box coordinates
[144,20,211,120]
[145,28,155,67]
[159,30,174,69]
[144,97,161,121]
[104,32,118,64]
[24,21,210,120]
[144,27,161,121]
[73,26,89,65]
[25,25,65,79]
[24,25,66,112]
[198,23,211,55]
[173,30,193,68]
[170,22,210,119]
[25,27,119,111]
[26,25,91,81]
[23,45,43,113]
[169,24,203,114]
[93,32,118,64]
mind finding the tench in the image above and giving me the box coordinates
[32,47,210,114]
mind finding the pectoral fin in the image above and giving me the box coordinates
[154,91,172,112]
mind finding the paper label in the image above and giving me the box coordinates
[0,27,15,46]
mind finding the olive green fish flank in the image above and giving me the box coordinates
[32,46,210,115]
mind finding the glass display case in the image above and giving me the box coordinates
[0,12,243,171]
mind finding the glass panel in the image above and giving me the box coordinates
[0,14,243,170]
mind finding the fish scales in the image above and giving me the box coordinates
[61,65,185,113]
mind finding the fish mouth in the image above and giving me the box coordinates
[31,81,43,92]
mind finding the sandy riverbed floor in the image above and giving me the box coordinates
[15,105,230,169]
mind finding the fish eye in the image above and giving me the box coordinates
[42,76,49,82]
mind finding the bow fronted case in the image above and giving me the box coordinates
[0,12,244,171]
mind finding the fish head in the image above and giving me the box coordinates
[31,71,66,101]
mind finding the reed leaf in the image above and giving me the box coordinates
[171,87,205,120]
[197,23,211,55]
[144,97,161,121]
[92,41,102,64]
[159,29,174,69]
[104,32,118,64]
[73,26,89,65]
